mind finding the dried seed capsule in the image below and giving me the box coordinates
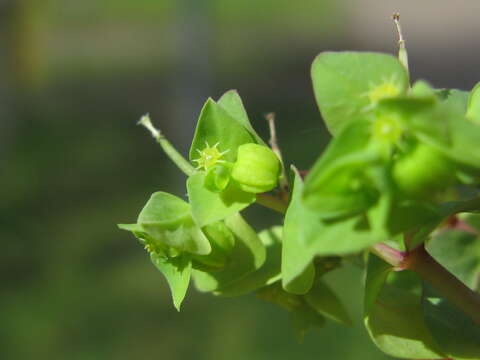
[231,143,280,193]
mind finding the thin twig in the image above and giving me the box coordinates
[392,12,405,46]
[265,113,289,197]
[256,193,288,214]
[392,12,410,78]
[138,114,195,177]
[370,242,406,270]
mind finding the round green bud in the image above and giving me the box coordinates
[392,143,455,199]
[204,163,232,193]
[230,143,281,193]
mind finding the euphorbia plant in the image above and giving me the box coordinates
[119,15,480,359]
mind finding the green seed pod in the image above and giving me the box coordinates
[204,163,232,193]
[392,143,455,199]
[230,143,280,193]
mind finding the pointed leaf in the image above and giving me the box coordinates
[217,90,266,145]
[189,98,255,163]
[364,254,392,315]
[290,304,326,343]
[304,278,352,325]
[150,253,192,311]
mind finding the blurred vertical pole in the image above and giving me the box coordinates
[0,0,18,165]
[0,0,45,162]
[168,0,213,149]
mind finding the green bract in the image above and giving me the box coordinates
[311,51,409,135]
[121,42,480,359]
[392,142,455,199]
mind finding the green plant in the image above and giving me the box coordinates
[119,15,480,359]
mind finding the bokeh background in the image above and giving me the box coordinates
[2,1,480,359]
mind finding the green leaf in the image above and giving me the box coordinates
[364,256,445,359]
[217,90,266,145]
[189,98,255,164]
[303,121,379,216]
[442,88,469,114]
[282,170,319,293]
[192,213,266,292]
[187,172,255,226]
[408,199,480,250]
[364,254,392,315]
[290,304,326,343]
[311,51,409,135]
[427,227,480,289]
[118,223,143,233]
[256,283,325,342]
[304,278,352,325]
[411,80,436,99]
[467,82,480,124]
[398,98,480,168]
[137,192,211,255]
[282,169,386,292]
[214,226,282,296]
[150,252,192,311]
[386,200,440,238]
[138,192,190,227]
[422,283,480,360]
[118,222,166,251]
[191,221,236,271]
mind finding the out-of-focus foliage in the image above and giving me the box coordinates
[0,1,402,359]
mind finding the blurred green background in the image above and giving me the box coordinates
[2,1,480,359]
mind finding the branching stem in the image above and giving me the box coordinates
[371,241,480,324]
[405,244,480,325]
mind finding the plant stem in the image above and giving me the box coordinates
[405,244,480,325]
[138,115,196,177]
[392,12,409,79]
[265,112,289,199]
[371,243,406,269]
[256,193,288,214]
[370,242,480,324]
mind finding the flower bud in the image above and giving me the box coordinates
[230,143,280,193]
